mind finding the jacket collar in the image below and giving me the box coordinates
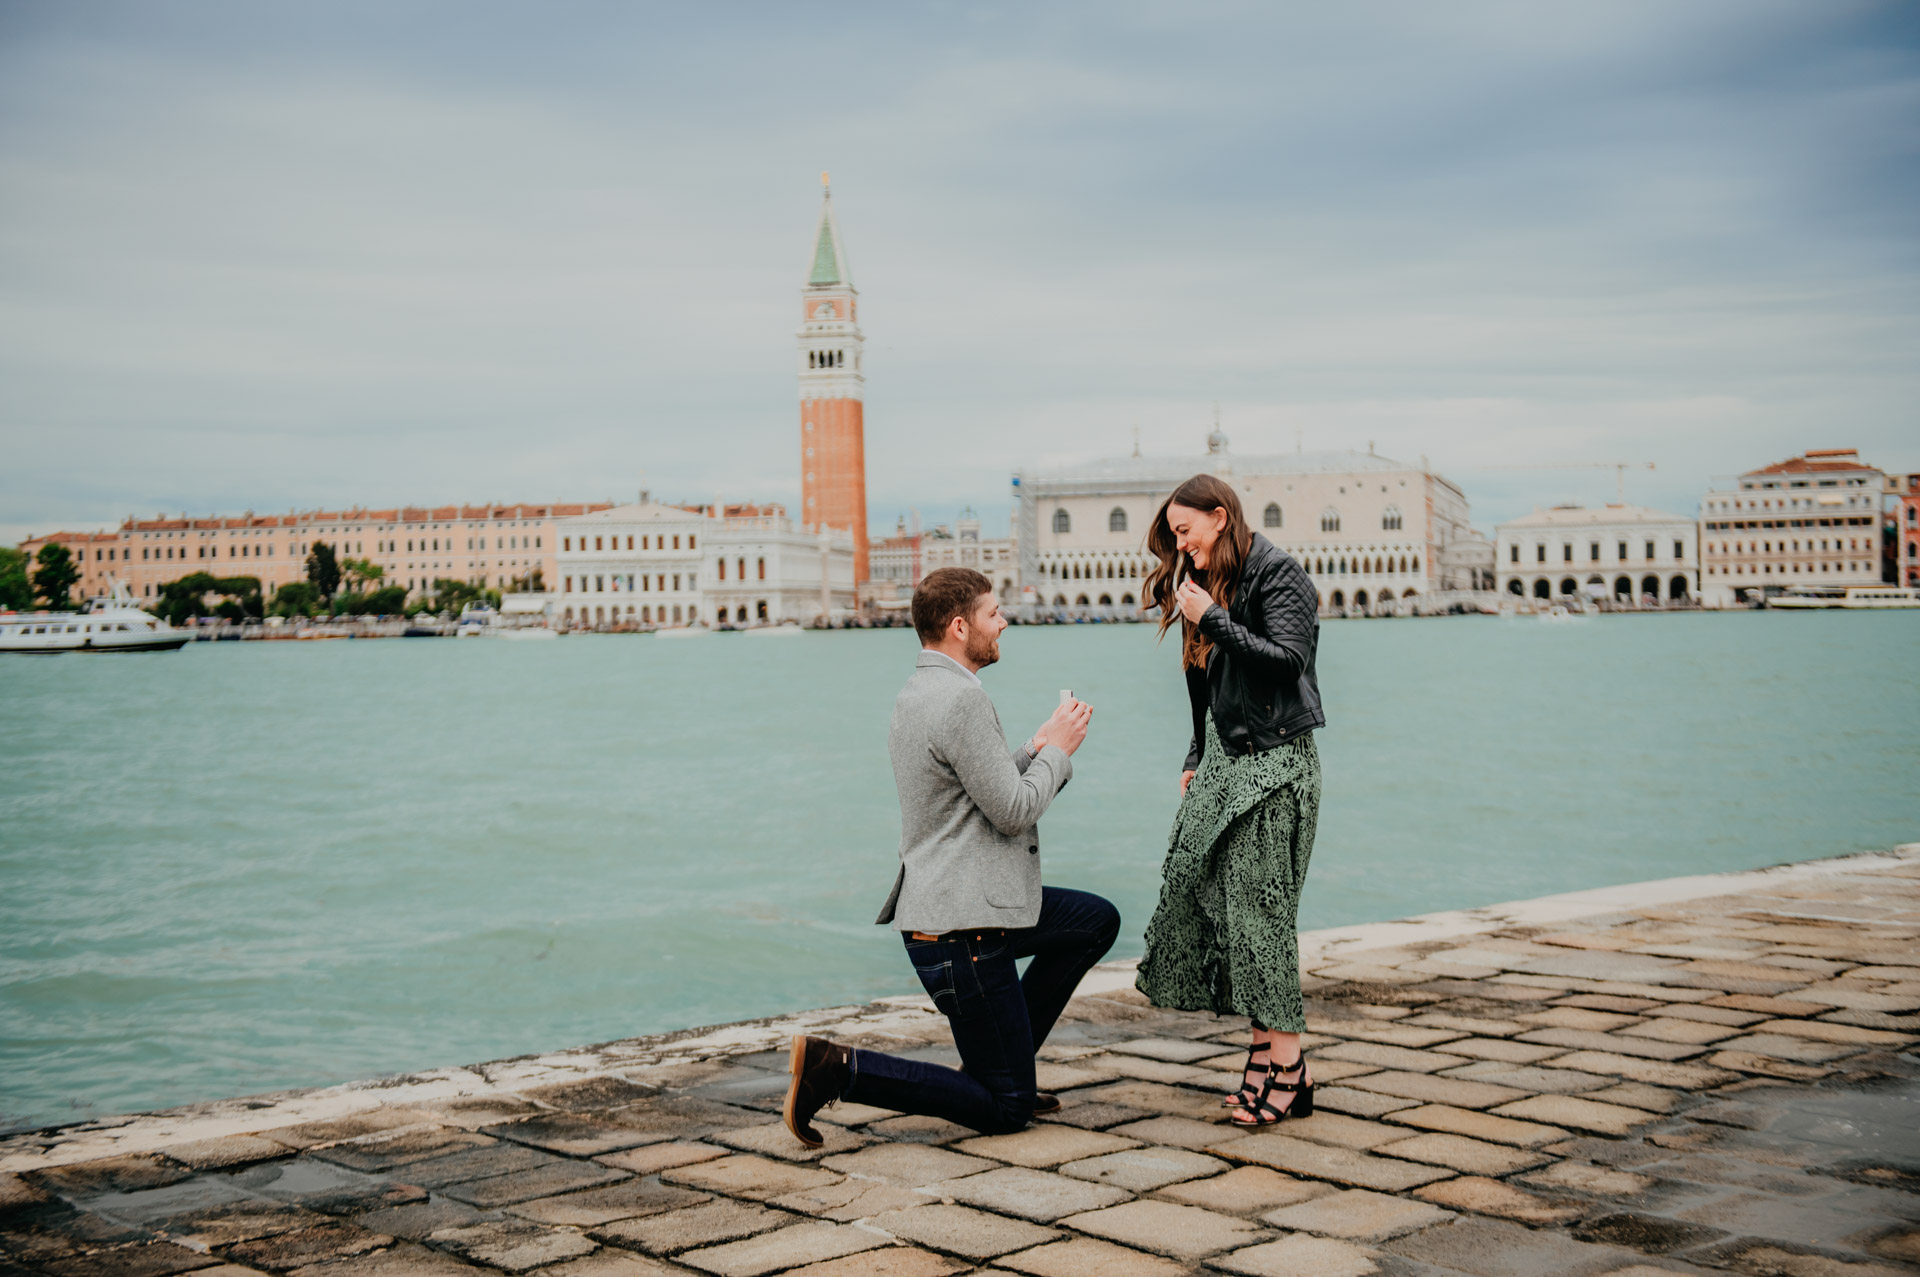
[917,649,982,685]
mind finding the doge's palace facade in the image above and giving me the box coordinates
[1012,429,1470,612]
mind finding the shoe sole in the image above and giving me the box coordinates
[783,1034,823,1149]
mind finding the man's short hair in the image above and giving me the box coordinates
[912,568,996,644]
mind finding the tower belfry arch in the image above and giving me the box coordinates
[797,173,869,584]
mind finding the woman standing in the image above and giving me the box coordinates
[1134,474,1325,1126]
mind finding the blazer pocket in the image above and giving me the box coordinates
[982,847,1030,908]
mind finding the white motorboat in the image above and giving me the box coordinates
[456,603,499,636]
[0,587,191,654]
[1539,604,1575,623]
[742,623,805,637]
[653,626,705,638]
[1769,585,1920,610]
[494,626,559,640]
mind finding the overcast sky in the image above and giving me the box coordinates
[2,1,1915,544]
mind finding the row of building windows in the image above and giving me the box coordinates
[1707,563,1870,575]
[563,533,691,552]
[565,604,696,625]
[806,350,847,369]
[1709,538,1864,556]
[1304,555,1419,577]
[1506,576,1691,600]
[564,574,691,594]
[1511,540,1685,565]
[1704,516,1870,531]
[1054,505,1403,535]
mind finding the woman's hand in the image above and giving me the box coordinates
[1180,769,1196,795]
[1175,579,1213,625]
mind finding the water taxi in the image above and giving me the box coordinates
[0,587,191,653]
[1768,585,1920,610]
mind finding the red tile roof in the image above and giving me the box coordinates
[1745,449,1875,476]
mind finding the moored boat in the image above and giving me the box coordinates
[0,587,191,654]
[1769,585,1920,610]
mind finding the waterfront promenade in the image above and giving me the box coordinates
[4,846,1916,1276]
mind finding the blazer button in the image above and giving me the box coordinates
[1028,845,1038,854]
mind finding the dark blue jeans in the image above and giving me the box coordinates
[843,886,1121,1135]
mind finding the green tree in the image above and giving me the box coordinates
[32,543,80,609]
[340,556,384,592]
[427,578,502,615]
[154,572,216,626]
[155,573,262,625]
[270,580,321,618]
[364,584,407,615]
[305,541,341,602]
[505,566,545,593]
[0,547,32,611]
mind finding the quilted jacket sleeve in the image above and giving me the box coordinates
[1196,554,1315,679]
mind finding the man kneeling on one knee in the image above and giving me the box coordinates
[784,567,1120,1142]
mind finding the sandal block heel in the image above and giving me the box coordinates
[1229,1048,1313,1128]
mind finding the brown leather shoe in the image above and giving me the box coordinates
[1032,1092,1061,1116]
[784,1035,852,1148]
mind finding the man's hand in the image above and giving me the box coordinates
[1035,698,1093,757]
[1181,769,1196,795]
[1175,579,1213,625]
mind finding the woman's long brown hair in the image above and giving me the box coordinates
[1144,473,1254,669]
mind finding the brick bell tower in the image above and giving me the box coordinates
[798,173,869,584]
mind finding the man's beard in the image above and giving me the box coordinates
[964,627,1000,668]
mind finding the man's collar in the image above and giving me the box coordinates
[917,648,982,685]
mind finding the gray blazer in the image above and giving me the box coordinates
[875,651,1072,932]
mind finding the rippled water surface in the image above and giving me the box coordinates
[3,612,1915,1129]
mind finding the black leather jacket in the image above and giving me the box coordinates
[1184,533,1324,771]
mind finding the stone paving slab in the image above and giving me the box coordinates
[996,1236,1191,1277]
[1211,1233,1382,1277]
[1056,1199,1267,1260]
[428,1220,598,1273]
[1260,1186,1452,1240]
[816,1145,993,1187]
[678,1222,889,1277]
[593,1198,793,1256]
[774,1249,963,1277]
[1211,1133,1455,1192]
[951,1128,1140,1169]
[1055,1147,1225,1192]
[868,1203,1059,1260]
[930,1166,1130,1222]
[662,1155,841,1202]
[766,1178,926,1223]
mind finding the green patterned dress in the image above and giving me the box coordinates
[1135,713,1321,1032]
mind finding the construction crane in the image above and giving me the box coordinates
[1483,461,1655,505]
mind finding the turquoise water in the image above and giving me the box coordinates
[2,613,1915,1130]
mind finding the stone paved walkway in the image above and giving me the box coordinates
[5,847,1918,1277]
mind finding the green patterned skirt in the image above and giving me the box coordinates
[1135,715,1320,1032]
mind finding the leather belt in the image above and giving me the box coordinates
[909,929,1006,942]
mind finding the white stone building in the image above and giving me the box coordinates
[1011,430,1471,614]
[555,502,709,627]
[1440,529,1497,592]
[705,505,856,626]
[920,510,1020,600]
[553,501,854,628]
[1496,504,1698,605]
[1698,449,1887,608]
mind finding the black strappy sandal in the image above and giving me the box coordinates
[1229,1049,1314,1126]
[1222,1041,1271,1109]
